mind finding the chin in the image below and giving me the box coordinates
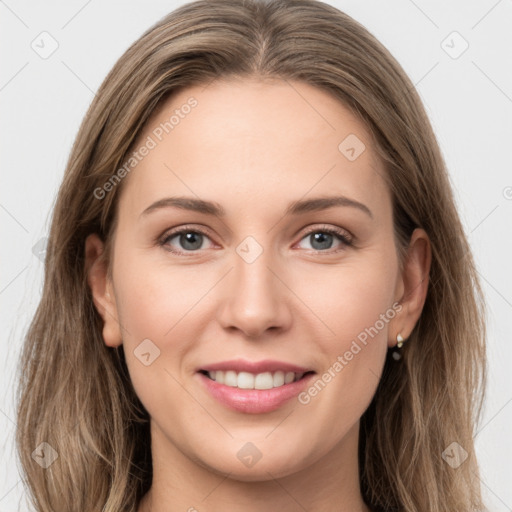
[195,450,303,482]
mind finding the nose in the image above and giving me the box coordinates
[216,247,292,338]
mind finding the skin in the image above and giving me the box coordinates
[85,77,431,512]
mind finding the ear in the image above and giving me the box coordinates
[85,233,123,348]
[389,228,432,347]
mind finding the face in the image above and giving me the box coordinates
[87,77,429,482]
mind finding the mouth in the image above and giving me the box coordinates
[198,369,316,390]
[196,368,317,414]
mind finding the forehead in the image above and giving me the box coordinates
[119,78,390,220]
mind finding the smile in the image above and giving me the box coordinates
[196,370,316,414]
[200,369,313,390]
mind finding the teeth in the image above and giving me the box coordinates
[205,370,306,389]
[225,370,237,387]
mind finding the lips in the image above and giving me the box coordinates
[198,359,313,374]
[195,359,316,413]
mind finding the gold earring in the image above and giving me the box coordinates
[396,333,405,348]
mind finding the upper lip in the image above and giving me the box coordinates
[198,359,314,374]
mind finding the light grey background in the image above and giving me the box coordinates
[1,1,511,510]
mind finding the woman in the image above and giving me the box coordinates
[15,0,487,511]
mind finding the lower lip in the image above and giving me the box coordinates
[197,372,316,414]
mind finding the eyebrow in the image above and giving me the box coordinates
[140,195,373,219]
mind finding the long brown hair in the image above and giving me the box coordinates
[15,1,487,510]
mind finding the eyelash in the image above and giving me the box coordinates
[157,224,354,256]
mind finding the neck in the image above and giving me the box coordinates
[138,420,370,512]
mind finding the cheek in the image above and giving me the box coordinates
[293,253,397,349]
[293,252,396,411]
[111,255,203,400]
[114,255,203,338]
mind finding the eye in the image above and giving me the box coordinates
[296,225,353,252]
[158,224,353,255]
[158,226,215,254]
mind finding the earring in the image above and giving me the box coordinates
[396,333,405,348]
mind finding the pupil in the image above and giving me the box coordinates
[181,232,202,250]
[311,232,332,250]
